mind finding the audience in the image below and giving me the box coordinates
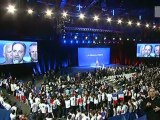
[0,63,160,120]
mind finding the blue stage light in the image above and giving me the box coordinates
[64,40,66,43]
[76,40,78,44]
[82,40,85,43]
[70,40,73,43]
[88,41,91,44]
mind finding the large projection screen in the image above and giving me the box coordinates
[137,43,160,57]
[0,40,38,65]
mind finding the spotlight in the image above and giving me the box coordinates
[85,36,88,39]
[79,13,85,19]
[63,35,66,39]
[136,22,141,26]
[107,17,112,22]
[127,38,129,41]
[62,11,67,17]
[128,21,132,25]
[104,37,106,40]
[93,15,99,21]
[7,4,16,14]
[45,9,53,17]
[76,40,78,44]
[74,36,77,39]
[95,36,98,40]
[113,38,115,40]
[63,40,66,43]
[153,25,156,29]
[27,9,33,14]
[70,40,73,43]
[117,19,122,24]
[119,38,122,40]
[146,24,149,28]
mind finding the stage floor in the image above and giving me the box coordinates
[61,64,124,75]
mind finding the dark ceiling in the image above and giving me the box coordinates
[0,0,160,40]
[0,0,160,19]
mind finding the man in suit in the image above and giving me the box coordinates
[12,42,27,64]
[154,45,160,57]
[2,43,13,64]
[29,43,38,62]
[143,45,154,57]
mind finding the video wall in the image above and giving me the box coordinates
[137,44,160,57]
[78,48,110,67]
[0,40,38,65]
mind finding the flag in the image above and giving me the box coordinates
[112,93,118,104]
[118,90,124,101]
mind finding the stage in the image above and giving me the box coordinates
[61,64,124,76]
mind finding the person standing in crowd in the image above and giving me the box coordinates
[12,42,27,64]
[144,87,160,120]
[29,43,38,62]
[2,43,13,64]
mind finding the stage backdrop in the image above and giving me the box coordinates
[78,48,110,67]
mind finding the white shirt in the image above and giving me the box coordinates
[117,106,122,115]
[10,113,16,120]
[31,102,38,113]
[65,100,71,109]
[3,102,11,110]
[47,104,53,113]
[70,96,76,106]
[35,97,40,105]
[39,103,47,114]
[121,105,128,114]
[11,106,17,113]
[98,94,101,103]
[94,98,98,104]
[0,96,4,104]
[102,93,106,101]
[107,94,112,101]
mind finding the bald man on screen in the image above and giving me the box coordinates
[2,43,13,64]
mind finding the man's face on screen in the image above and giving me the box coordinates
[12,43,25,62]
[144,45,152,56]
[30,45,38,62]
[155,46,160,56]
[5,44,13,61]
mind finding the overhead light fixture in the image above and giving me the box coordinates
[128,21,132,25]
[146,24,149,28]
[136,22,141,26]
[153,25,156,29]
[7,4,16,14]
[79,13,85,19]
[117,19,122,24]
[107,17,112,22]
[93,15,99,21]
[45,9,53,17]
[62,11,67,17]
[27,9,33,14]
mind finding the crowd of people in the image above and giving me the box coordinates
[0,63,160,120]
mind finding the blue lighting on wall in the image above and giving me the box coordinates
[112,9,115,16]
[76,40,79,44]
